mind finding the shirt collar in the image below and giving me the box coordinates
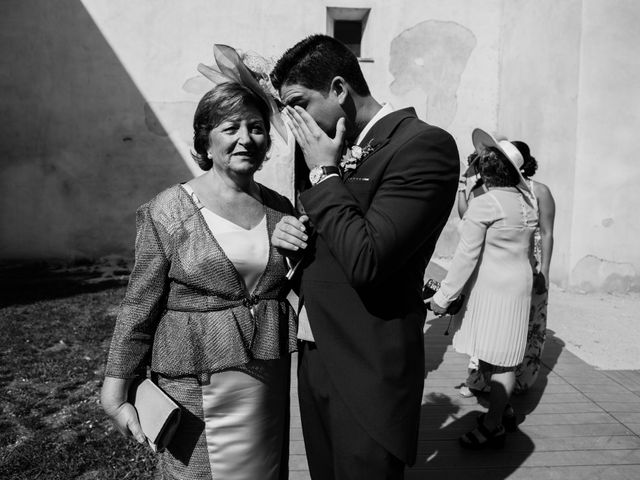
[355,103,394,146]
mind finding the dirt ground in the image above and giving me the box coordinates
[547,285,640,370]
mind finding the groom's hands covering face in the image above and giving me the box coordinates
[283,106,345,170]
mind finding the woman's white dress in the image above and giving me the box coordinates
[434,189,538,367]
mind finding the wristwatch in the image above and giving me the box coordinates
[309,165,340,186]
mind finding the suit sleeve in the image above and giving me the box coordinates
[433,195,497,307]
[105,204,171,378]
[300,128,459,288]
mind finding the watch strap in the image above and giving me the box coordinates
[320,166,340,176]
[310,165,341,185]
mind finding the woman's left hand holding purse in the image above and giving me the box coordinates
[101,376,147,445]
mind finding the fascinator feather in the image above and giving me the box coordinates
[198,45,288,144]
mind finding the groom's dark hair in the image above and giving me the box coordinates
[271,34,370,96]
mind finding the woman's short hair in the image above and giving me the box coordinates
[512,141,538,178]
[270,34,370,96]
[191,82,271,171]
[476,148,520,187]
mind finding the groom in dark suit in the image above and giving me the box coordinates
[271,35,459,479]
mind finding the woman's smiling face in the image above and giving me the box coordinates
[207,103,270,177]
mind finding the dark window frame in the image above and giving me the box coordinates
[326,7,373,62]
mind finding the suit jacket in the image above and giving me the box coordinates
[105,184,298,385]
[299,108,459,464]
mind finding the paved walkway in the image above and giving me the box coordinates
[288,315,640,479]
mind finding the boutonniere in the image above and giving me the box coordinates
[340,139,376,173]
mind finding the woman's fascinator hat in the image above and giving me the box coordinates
[198,45,288,144]
[471,128,533,198]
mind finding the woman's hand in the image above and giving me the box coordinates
[427,297,448,316]
[283,106,345,170]
[272,215,309,256]
[101,377,146,444]
[106,403,146,444]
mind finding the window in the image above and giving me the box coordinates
[326,7,372,61]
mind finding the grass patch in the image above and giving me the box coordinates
[0,286,156,479]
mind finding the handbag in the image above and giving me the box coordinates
[129,378,182,452]
[423,278,465,315]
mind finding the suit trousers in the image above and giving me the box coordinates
[297,341,405,480]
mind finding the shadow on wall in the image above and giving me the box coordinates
[388,20,475,261]
[389,20,476,128]
[0,0,191,261]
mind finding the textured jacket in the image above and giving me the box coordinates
[105,184,297,384]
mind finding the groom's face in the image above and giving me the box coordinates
[279,83,343,137]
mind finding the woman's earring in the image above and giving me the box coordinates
[207,152,212,159]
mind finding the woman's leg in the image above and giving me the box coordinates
[482,366,516,431]
[463,356,490,396]
[459,361,514,449]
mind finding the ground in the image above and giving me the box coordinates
[547,286,640,370]
[1,260,638,478]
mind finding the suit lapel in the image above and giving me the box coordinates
[342,108,418,180]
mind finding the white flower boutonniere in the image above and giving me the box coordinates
[340,139,376,173]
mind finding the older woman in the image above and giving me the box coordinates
[429,129,538,449]
[101,81,297,479]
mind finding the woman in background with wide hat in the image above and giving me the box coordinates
[457,139,556,398]
[428,128,538,449]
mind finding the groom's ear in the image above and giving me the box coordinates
[329,76,349,105]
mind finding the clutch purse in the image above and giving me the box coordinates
[129,378,182,453]
[423,279,465,315]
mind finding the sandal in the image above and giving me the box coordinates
[477,405,518,433]
[460,420,506,449]
[502,404,517,432]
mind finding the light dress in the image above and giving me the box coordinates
[174,183,288,480]
[465,181,547,392]
[433,189,538,367]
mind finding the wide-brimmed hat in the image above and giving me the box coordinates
[471,128,532,197]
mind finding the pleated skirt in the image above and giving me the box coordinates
[451,286,531,367]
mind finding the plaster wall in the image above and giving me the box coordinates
[82,0,500,171]
[2,0,498,261]
[5,0,638,293]
[499,0,640,291]
[385,0,502,258]
[498,0,583,288]
[0,0,191,259]
[569,0,640,292]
